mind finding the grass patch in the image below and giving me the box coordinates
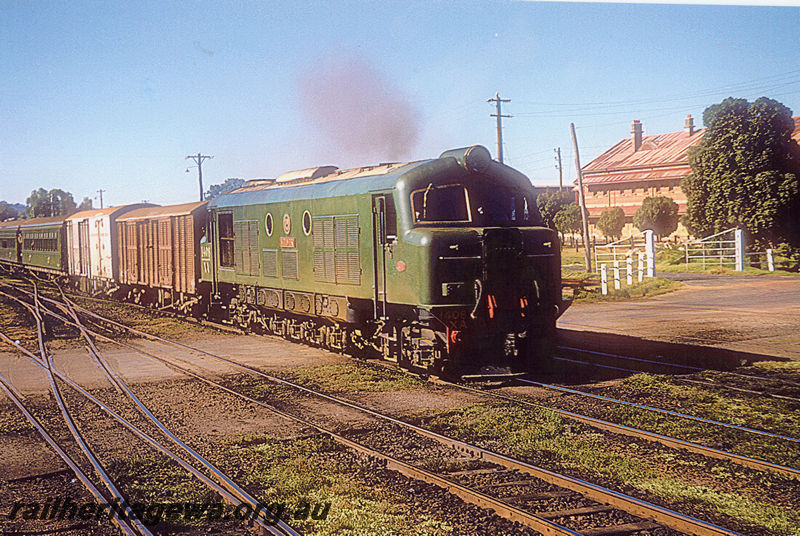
[419,402,800,536]
[108,455,219,529]
[281,363,422,393]
[614,373,800,438]
[71,296,218,339]
[233,435,452,535]
[571,277,681,303]
[639,477,800,536]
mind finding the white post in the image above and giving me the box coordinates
[767,248,775,272]
[637,252,644,282]
[613,260,620,290]
[645,229,656,277]
[600,264,608,295]
[734,229,744,271]
[626,256,633,285]
[685,244,689,268]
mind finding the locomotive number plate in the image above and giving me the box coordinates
[280,237,295,248]
[439,309,469,330]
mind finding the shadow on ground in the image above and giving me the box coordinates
[540,328,789,385]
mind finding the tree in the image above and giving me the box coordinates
[0,202,18,221]
[206,178,245,201]
[536,189,573,229]
[597,207,625,240]
[77,197,93,211]
[24,188,77,218]
[634,196,679,239]
[683,97,800,247]
[554,204,583,248]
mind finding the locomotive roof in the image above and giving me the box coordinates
[209,160,428,209]
[116,201,208,221]
[67,203,157,221]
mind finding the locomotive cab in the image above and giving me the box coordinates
[384,146,562,377]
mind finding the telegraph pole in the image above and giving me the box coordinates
[186,153,214,201]
[97,189,105,209]
[488,93,511,163]
[554,147,563,188]
[570,123,592,272]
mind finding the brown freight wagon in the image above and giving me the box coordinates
[116,201,208,309]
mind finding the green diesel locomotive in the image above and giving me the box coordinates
[202,145,566,378]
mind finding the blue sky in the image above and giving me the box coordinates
[2,1,799,207]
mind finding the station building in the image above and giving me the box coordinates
[578,115,800,241]
[578,116,703,241]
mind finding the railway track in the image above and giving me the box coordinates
[426,376,800,481]
[0,284,301,536]
[515,377,800,444]
[3,276,798,477]
[0,283,752,536]
[553,344,800,395]
[1,283,148,536]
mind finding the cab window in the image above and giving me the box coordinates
[411,184,471,223]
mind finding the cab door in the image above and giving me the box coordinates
[371,194,397,319]
[371,195,389,319]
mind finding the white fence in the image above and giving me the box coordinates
[685,228,780,271]
[594,230,656,295]
[684,228,742,269]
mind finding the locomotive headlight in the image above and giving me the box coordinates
[439,145,492,173]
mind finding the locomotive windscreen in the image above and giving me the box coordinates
[411,183,541,227]
[411,183,471,223]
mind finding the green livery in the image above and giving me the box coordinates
[204,145,564,377]
[0,216,67,273]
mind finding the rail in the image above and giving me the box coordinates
[54,295,744,536]
[0,283,301,536]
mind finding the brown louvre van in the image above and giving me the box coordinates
[116,201,208,295]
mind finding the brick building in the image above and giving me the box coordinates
[579,115,800,241]
[578,116,704,240]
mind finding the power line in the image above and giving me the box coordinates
[513,69,800,108]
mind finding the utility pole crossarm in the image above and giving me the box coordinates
[488,92,511,164]
[186,153,214,201]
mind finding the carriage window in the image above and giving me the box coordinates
[218,213,235,267]
[411,184,470,223]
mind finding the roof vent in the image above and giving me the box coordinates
[243,178,277,187]
[275,166,339,184]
